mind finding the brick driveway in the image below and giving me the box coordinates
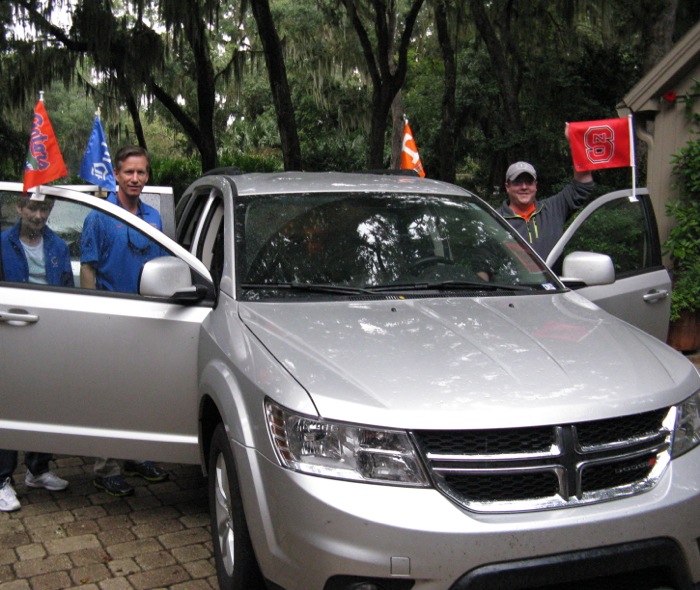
[0,455,216,589]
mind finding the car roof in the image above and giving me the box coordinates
[212,171,476,198]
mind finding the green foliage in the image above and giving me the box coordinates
[665,200,700,267]
[668,262,700,321]
[1,0,698,186]
[665,91,700,320]
[671,134,700,200]
[563,206,647,276]
[152,152,283,202]
[150,156,201,200]
[300,135,367,172]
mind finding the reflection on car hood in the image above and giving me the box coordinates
[239,292,697,430]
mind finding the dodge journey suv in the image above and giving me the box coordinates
[1,172,698,590]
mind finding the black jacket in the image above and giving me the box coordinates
[498,180,595,259]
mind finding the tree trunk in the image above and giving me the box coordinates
[368,86,394,168]
[434,0,456,183]
[250,0,303,171]
[390,92,405,170]
[468,0,522,137]
[343,0,425,170]
[643,0,679,73]
[121,85,147,150]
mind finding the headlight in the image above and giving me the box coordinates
[265,400,430,486]
[672,390,700,457]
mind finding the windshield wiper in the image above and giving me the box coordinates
[241,282,376,295]
[367,280,537,292]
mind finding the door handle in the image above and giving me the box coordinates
[642,289,669,303]
[0,309,40,325]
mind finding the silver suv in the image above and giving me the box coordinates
[1,173,698,590]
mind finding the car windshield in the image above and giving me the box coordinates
[235,192,560,299]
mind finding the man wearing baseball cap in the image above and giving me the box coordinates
[498,127,594,259]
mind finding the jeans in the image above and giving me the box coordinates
[0,449,52,481]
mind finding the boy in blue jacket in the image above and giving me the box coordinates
[0,194,71,511]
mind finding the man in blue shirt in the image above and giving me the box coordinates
[80,145,169,497]
[81,148,166,292]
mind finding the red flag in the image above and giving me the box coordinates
[23,100,68,192]
[567,117,632,172]
[400,122,426,177]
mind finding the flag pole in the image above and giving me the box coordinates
[629,113,637,199]
[35,90,45,199]
[96,106,104,198]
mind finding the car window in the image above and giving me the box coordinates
[175,188,225,289]
[176,188,213,251]
[550,195,659,277]
[0,190,171,296]
[236,192,558,298]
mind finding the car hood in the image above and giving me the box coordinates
[239,292,698,429]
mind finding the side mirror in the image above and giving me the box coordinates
[559,251,615,288]
[139,257,206,302]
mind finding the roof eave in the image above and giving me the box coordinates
[621,20,700,114]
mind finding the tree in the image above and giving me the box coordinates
[1,0,697,186]
[433,0,456,182]
[249,0,302,170]
[5,0,302,172]
[340,0,425,168]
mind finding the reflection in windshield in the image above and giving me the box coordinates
[237,193,555,298]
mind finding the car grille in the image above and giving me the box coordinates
[411,407,674,512]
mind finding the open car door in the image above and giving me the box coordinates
[546,188,671,341]
[0,183,214,463]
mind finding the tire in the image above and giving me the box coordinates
[208,423,266,590]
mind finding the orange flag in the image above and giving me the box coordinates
[400,122,425,177]
[567,117,633,172]
[23,99,68,192]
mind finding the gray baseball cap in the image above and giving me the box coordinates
[506,161,537,183]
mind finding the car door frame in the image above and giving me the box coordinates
[546,188,671,341]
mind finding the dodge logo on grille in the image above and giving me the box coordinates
[613,457,656,476]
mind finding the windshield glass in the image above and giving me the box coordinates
[235,192,559,299]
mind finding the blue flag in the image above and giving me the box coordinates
[79,116,116,192]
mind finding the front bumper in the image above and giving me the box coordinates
[234,441,700,590]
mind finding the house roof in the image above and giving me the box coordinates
[620,20,700,114]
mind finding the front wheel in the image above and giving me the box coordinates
[208,423,266,589]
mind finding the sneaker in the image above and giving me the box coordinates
[93,475,134,497]
[25,470,69,491]
[123,461,169,483]
[0,478,21,512]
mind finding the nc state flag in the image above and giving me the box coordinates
[400,122,425,177]
[23,100,68,192]
[567,117,633,172]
